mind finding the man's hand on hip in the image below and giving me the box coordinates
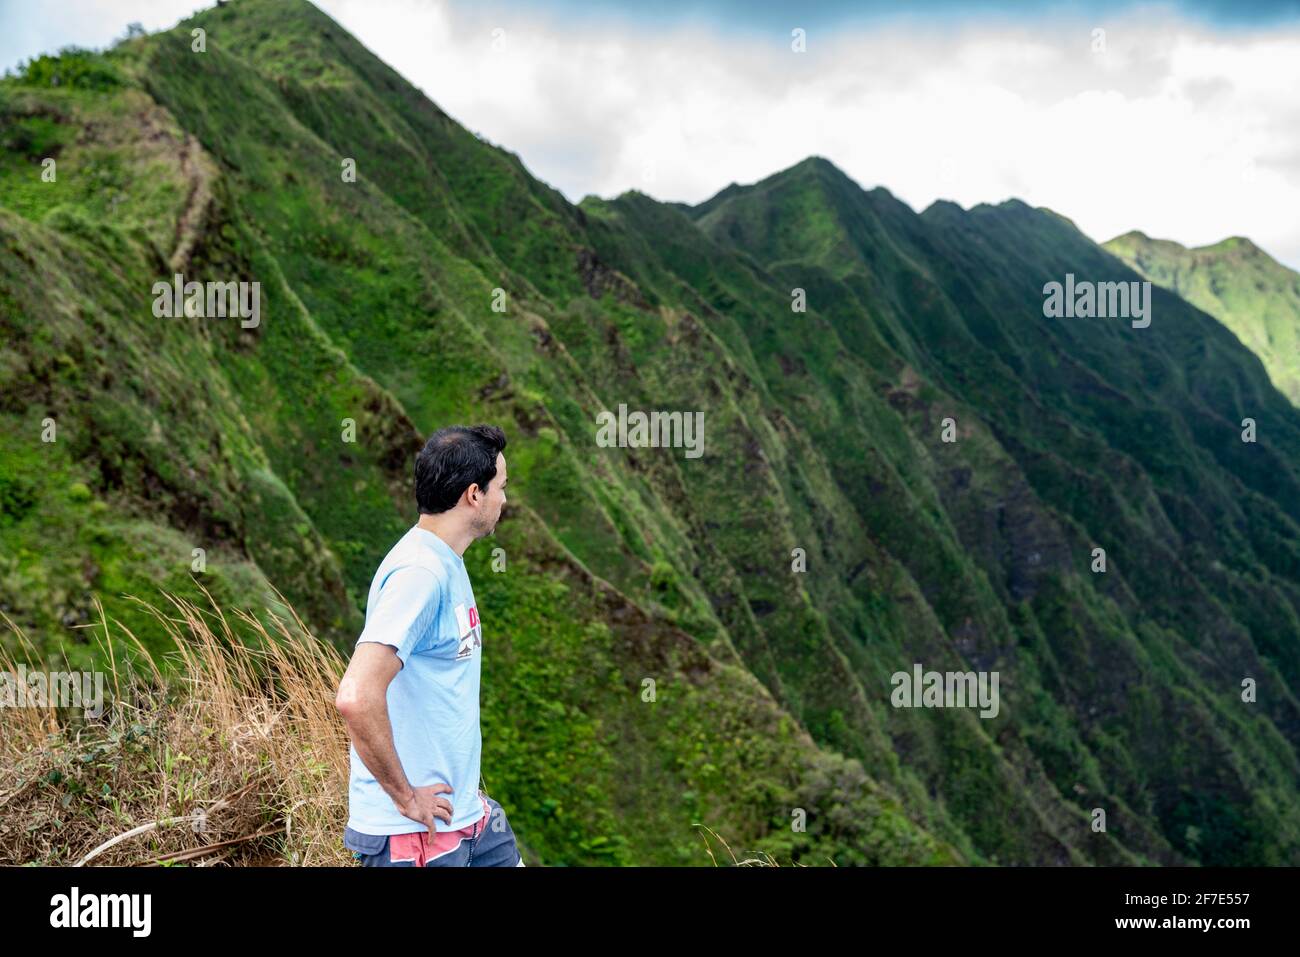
[397,782,455,838]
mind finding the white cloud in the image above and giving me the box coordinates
[316,0,1300,268]
[3,0,1299,268]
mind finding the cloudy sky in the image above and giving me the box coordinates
[3,0,1300,268]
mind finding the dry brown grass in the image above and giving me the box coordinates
[694,823,831,867]
[1,588,825,868]
[0,588,355,866]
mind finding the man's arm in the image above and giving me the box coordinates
[335,642,453,836]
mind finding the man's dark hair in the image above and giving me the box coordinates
[415,425,507,514]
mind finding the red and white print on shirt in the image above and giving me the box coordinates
[453,603,482,660]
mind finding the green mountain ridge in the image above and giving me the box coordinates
[2,0,1298,866]
[1104,229,1300,406]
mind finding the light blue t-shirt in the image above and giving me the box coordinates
[345,524,485,835]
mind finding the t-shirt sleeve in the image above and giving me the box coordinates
[355,565,441,667]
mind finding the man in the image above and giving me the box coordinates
[335,424,524,866]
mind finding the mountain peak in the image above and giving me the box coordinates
[1103,230,1190,255]
[1206,235,1264,257]
[1109,229,1152,244]
[784,154,859,188]
[921,198,965,216]
[793,154,844,172]
[1105,231,1273,264]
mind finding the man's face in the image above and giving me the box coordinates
[472,453,508,536]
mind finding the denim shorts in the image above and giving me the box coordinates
[344,792,524,867]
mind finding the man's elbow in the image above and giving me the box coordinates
[335,678,366,720]
[335,643,398,721]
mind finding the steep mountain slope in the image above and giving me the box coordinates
[2,1,1298,866]
[0,4,957,867]
[587,157,1300,865]
[1104,230,1300,406]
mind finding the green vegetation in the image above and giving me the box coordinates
[7,47,124,92]
[2,1,1298,866]
[1105,230,1300,406]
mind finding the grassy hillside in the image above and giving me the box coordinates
[0,4,956,867]
[1104,230,1300,406]
[592,158,1300,864]
[2,1,1298,866]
